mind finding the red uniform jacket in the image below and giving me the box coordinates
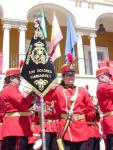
[44,100,59,133]
[28,114,41,144]
[0,84,33,138]
[97,82,113,135]
[35,95,58,133]
[86,111,100,138]
[0,113,3,140]
[85,96,100,138]
[0,95,4,140]
[28,124,41,144]
[44,85,96,142]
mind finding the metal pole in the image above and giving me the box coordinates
[40,98,46,150]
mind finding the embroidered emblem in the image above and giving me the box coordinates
[34,23,44,40]
[34,79,48,91]
[31,42,49,64]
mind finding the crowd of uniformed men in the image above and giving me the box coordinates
[0,62,113,150]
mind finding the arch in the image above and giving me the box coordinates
[95,13,113,32]
[0,5,4,19]
[27,3,77,26]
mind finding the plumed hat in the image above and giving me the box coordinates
[6,68,20,77]
[96,67,112,78]
[61,53,76,74]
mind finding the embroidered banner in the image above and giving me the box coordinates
[21,20,57,97]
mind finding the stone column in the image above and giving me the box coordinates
[2,24,11,73]
[18,25,27,64]
[77,32,85,75]
[89,33,98,75]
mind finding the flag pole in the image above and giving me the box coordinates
[40,97,46,150]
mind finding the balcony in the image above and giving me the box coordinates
[7,53,95,76]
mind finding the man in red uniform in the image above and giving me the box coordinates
[32,95,58,150]
[0,113,3,149]
[85,85,100,150]
[0,95,4,149]
[96,67,113,150]
[44,62,96,150]
[44,100,59,150]
[0,68,34,150]
[86,97,100,150]
[28,111,41,150]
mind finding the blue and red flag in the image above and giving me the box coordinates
[65,16,77,60]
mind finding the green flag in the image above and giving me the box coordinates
[40,9,47,38]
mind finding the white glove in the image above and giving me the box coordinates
[19,79,32,97]
[33,139,42,150]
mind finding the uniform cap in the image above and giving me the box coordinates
[61,64,75,74]
[6,68,20,77]
[96,67,111,78]
[61,53,76,74]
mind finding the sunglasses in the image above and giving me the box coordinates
[103,72,112,77]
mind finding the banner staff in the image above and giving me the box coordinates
[40,98,46,150]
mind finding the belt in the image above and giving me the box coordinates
[33,133,40,137]
[45,119,56,122]
[5,112,30,118]
[61,113,85,121]
[87,121,98,126]
[103,111,113,117]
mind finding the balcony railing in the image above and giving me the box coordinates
[9,53,94,75]
[10,53,19,68]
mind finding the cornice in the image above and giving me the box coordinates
[1,19,28,28]
[74,0,113,8]
[76,26,96,35]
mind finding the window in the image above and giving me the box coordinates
[84,45,109,75]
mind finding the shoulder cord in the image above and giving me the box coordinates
[61,87,79,138]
